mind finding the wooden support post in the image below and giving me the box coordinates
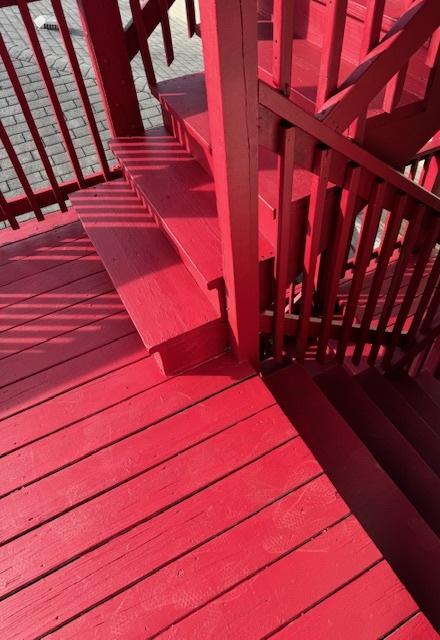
[77,0,143,138]
[199,0,260,366]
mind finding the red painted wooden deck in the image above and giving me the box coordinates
[0,214,438,639]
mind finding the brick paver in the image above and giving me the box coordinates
[0,0,203,226]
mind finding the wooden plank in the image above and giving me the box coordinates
[0,269,110,334]
[385,612,439,639]
[0,371,265,503]
[0,309,133,392]
[272,562,418,640]
[0,251,102,312]
[416,370,440,407]
[71,180,222,354]
[388,372,440,435]
[272,0,295,95]
[48,474,345,640]
[316,0,348,109]
[0,439,319,639]
[109,133,224,291]
[316,366,440,536]
[159,516,381,639]
[0,290,122,360]
[265,364,440,627]
[0,330,142,421]
[0,402,295,596]
[199,0,260,365]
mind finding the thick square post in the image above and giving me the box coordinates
[199,0,260,366]
[77,0,144,137]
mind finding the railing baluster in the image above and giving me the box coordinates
[158,0,174,66]
[352,193,408,364]
[336,180,387,362]
[18,0,85,187]
[130,0,158,93]
[295,147,333,361]
[273,125,296,361]
[407,249,440,341]
[368,202,425,365]
[421,273,440,332]
[317,164,362,361]
[0,121,44,222]
[51,0,111,180]
[0,34,66,213]
[185,0,197,37]
[427,27,440,68]
[273,0,295,96]
[0,190,19,230]
[316,0,348,110]
[382,215,440,368]
[382,0,414,113]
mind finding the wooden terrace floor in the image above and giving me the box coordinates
[0,213,437,639]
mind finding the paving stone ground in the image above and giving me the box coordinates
[0,0,203,227]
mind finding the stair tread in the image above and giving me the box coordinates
[110,128,273,292]
[265,363,440,628]
[357,367,440,476]
[315,366,440,536]
[388,372,440,435]
[70,180,220,352]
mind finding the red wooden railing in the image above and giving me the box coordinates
[259,83,440,371]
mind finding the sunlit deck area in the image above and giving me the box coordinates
[0,214,438,639]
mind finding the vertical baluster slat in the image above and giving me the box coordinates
[273,125,296,361]
[51,0,110,180]
[352,193,408,364]
[18,1,85,187]
[158,0,174,66]
[407,249,440,341]
[421,273,440,332]
[422,153,440,192]
[185,0,197,37]
[0,190,19,230]
[0,34,66,213]
[0,121,44,221]
[316,0,349,110]
[317,164,362,361]
[353,0,386,140]
[130,0,157,92]
[273,0,295,96]
[295,147,333,361]
[382,215,440,368]
[368,202,425,365]
[336,180,387,362]
[427,27,440,68]
[382,62,408,112]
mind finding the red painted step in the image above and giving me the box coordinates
[71,179,228,374]
[109,128,274,297]
[315,365,440,535]
[265,363,440,628]
[157,73,338,257]
[416,371,440,408]
[357,367,440,476]
[387,371,440,436]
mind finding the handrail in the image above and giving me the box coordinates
[259,82,440,213]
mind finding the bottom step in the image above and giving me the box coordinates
[71,180,228,374]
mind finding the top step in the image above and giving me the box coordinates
[70,180,227,374]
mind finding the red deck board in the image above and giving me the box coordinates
[388,372,440,436]
[160,516,381,639]
[0,289,122,359]
[0,441,321,640]
[272,562,419,640]
[0,269,110,334]
[71,180,222,350]
[0,330,142,421]
[385,613,439,639]
[0,371,266,504]
[48,473,343,640]
[0,209,78,248]
[0,402,295,595]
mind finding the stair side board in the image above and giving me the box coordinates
[71,180,228,372]
[265,363,440,628]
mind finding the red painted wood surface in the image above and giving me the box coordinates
[71,179,227,371]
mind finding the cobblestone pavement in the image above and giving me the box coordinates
[0,0,203,226]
